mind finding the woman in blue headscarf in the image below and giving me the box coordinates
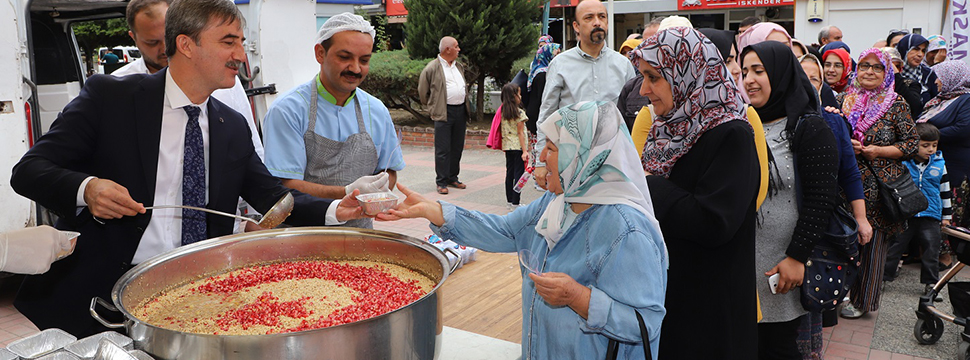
[382,101,668,360]
[896,34,940,104]
[526,43,562,133]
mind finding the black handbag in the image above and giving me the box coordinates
[800,205,862,312]
[863,160,929,222]
[789,116,861,313]
[605,310,652,360]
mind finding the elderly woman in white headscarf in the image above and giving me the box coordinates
[380,101,667,359]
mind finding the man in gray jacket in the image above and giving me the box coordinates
[532,0,636,189]
[419,36,470,195]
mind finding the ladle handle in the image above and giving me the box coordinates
[144,205,259,225]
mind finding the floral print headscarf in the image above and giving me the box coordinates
[628,27,749,178]
[536,101,660,248]
[841,48,897,142]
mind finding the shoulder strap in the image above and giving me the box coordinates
[604,310,652,360]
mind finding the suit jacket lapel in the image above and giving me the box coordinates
[207,99,228,206]
[134,70,166,206]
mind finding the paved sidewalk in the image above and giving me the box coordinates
[0,145,965,360]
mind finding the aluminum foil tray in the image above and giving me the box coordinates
[35,351,80,360]
[64,332,133,359]
[7,329,77,359]
[91,340,135,360]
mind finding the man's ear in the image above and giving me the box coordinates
[128,30,136,42]
[176,34,194,58]
[314,43,326,64]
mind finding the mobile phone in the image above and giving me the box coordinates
[768,273,780,295]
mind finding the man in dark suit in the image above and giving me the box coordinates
[10,0,365,337]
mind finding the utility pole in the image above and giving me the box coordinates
[542,1,550,35]
[607,0,614,49]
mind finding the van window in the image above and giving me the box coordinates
[128,49,141,58]
[31,13,81,85]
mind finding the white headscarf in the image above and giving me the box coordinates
[315,12,376,44]
[536,101,662,249]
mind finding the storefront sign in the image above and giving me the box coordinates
[678,0,794,11]
[549,0,580,7]
[945,0,970,62]
[386,0,407,17]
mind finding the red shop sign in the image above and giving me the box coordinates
[386,0,407,16]
[678,0,794,11]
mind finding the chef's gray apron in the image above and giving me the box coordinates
[305,87,379,229]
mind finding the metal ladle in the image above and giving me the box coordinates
[145,192,294,229]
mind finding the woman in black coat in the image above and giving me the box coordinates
[630,27,760,359]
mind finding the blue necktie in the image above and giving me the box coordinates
[181,105,206,245]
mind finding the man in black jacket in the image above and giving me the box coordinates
[10,0,365,337]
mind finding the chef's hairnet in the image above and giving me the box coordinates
[315,12,376,45]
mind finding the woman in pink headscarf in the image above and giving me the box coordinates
[738,22,792,51]
[837,48,920,319]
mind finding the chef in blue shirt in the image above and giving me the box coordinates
[262,13,404,229]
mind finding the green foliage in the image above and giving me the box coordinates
[360,50,433,121]
[355,8,391,51]
[72,18,133,72]
[512,53,534,74]
[73,18,132,49]
[402,0,542,120]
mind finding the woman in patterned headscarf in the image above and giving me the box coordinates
[629,26,760,359]
[837,48,920,319]
[526,43,562,133]
[384,101,668,360]
[920,60,970,199]
[896,34,940,103]
[921,60,970,269]
[924,35,947,66]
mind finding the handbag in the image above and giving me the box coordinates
[800,205,862,312]
[789,116,861,312]
[605,310,652,360]
[486,104,503,149]
[862,160,928,222]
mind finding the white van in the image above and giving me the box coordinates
[0,0,129,232]
[96,46,141,74]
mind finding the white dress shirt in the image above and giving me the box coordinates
[136,70,211,263]
[112,58,264,160]
[78,70,345,264]
[438,55,466,105]
[114,59,264,233]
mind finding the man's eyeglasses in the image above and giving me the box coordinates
[858,63,886,73]
[823,62,845,70]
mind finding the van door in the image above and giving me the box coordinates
[0,0,36,231]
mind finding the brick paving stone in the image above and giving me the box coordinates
[868,349,894,360]
[831,328,854,343]
[849,331,873,347]
[825,341,871,359]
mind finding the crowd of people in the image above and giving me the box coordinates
[464,1,968,359]
[5,0,969,359]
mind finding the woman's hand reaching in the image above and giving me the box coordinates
[376,183,446,226]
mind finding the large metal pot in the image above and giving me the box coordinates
[90,227,459,360]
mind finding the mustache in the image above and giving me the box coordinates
[591,27,606,33]
[341,71,362,79]
[225,60,243,70]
